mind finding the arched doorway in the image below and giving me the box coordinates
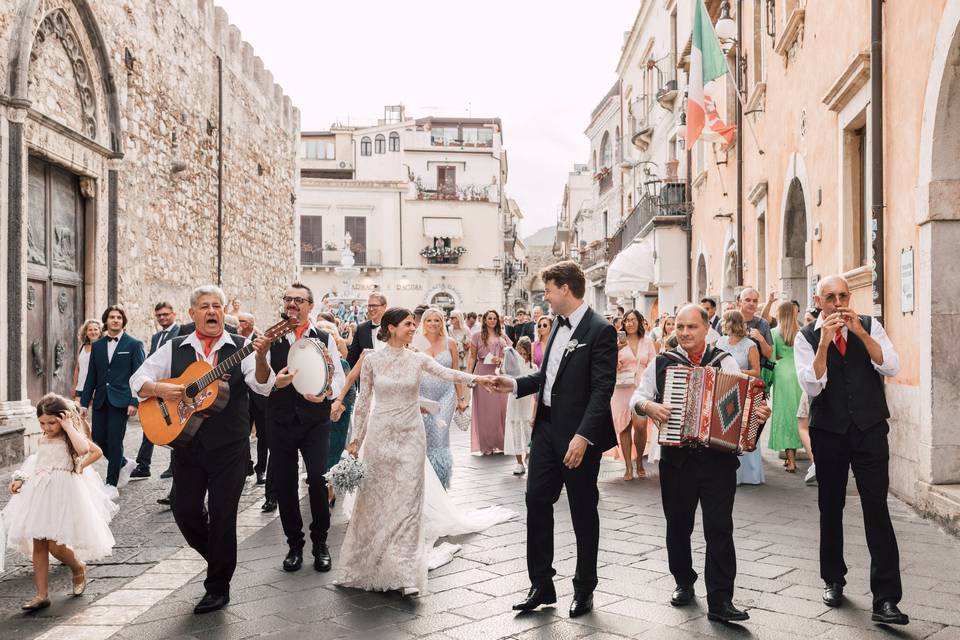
[781,177,809,306]
[430,291,456,313]
[696,254,708,301]
[721,242,738,304]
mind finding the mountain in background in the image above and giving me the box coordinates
[523,226,556,248]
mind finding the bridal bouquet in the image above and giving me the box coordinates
[325,455,369,495]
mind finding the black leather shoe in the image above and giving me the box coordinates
[314,544,332,572]
[256,472,266,485]
[246,461,255,477]
[707,601,750,623]
[512,585,557,611]
[193,592,229,614]
[160,467,173,480]
[568,592,593,618]
[157,495,171,506]
[822,582,844,608]
[871,600,909,625]
[129,465,151,479]
[671,585,695,606]
[261,499,277,513]
[282,548,303,572]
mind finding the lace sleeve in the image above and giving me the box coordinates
[13,453,38,482]
[418,352,476,385]
[352,356,375,448]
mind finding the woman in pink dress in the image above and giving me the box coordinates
[531,315,553,368]
[610,310,657,479]
[466,310,512,454]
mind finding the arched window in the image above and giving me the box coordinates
[374,134,386,154]
[389,131,400,152]
[360,136,372,156]
[600,132,611,168]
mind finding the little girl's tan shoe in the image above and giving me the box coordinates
[72,563,87,596]
[21,595,51,611]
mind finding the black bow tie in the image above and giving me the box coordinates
[107,336,119,342]
[557,316,571,329]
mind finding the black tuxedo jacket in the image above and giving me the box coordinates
[149,323,181,355]
[507,321,535,344]
[515,306,617,451]
[347,320,376,367]
[81,333,146,410]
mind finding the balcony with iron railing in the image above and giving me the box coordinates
[610,180,690,251]
[654,53,679,109]
[579,239,612,271]
[301,247,381,268]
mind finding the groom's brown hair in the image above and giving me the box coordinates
[541,261,586,299]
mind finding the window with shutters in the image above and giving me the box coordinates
[300,215,323,264]
[345,216,367,265]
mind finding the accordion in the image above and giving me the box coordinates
[658,365,766,454]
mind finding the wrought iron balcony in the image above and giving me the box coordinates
[421,245,466,265]
[610,181,690,252]
[579,239,612,271]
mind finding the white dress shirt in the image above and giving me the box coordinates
[539,301,589,407]
[793,315,900,398]
[285,324,346,397]
[630,344,741,415]
[106,331,124,362]
[130,331,275,399]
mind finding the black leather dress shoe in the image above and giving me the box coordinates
[193,592,229,614]
[707,601,750,623]
[314,543,332,572]
[670,585,695,607]
[256,472,266,485]
[822,582,844,608]
[512,585,557,611]
[160,467,173,480]
[261,499,277,513]
[569,592,593,618]
[157,495,171,506]
[283,548,303,572]
[871,600,909,625]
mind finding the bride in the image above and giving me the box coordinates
[336,307,513,596]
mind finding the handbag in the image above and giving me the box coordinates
[452,407,471,431]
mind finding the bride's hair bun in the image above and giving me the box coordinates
[378,307,412,342]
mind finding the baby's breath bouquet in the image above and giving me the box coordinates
[325,455,369,495]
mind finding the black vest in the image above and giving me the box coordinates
[170,334,250,450]
[653,346,737,468]
[800,316,889,434]
[268,328,332,425]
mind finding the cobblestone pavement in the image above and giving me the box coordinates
[4,425,960,640]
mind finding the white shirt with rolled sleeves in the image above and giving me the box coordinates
[630,345,741,416]
[793,315,900,399]
[130,332,276,399]
[283,324,346,398]
[509,300,592,443]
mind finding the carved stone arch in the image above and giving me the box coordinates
[7,0,123,154]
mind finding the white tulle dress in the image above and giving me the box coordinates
[1,436,118,564]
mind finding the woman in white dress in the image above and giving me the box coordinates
[337,308,506,595]
[503,337,536,476]
[72,319,102,401]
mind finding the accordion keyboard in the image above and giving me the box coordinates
[661,367,689,444]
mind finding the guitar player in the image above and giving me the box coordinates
[130,285,274,615]
[630,304,770,624]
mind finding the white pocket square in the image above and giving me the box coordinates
[117,351,130,355]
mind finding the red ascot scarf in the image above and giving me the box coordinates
[688,347,705,366]
[293,322,311,341]
[195,330,222,359]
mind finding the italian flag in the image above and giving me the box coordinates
[687,0,736,147]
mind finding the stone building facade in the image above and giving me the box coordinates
[0,0,300,464]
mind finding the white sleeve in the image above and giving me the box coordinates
[630,362,659,415]
[130,341,174,399]
[720,355,742,374]
[870,319,901,377]
[328,334,346,397]
[241,338,276,396]
[794,331,827,397]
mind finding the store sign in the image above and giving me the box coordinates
[900,248,914,314]
[396,282,423,291]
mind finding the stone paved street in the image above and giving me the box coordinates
[4,424,957,640]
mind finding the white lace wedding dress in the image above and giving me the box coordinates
[336,345,515,594]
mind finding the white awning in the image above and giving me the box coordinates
[605,239,655,298]
[423,217,463,239]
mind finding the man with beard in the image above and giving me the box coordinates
[131,286,274,614]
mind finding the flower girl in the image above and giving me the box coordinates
[503,337,537,476]
[2,393,118,610]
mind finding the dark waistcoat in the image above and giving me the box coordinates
[268,329,332,425]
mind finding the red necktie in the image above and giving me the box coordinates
[689,348,704,366]
[834,331,847,357]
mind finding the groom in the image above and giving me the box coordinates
[493,260,617,618]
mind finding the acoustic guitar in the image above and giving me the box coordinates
[139,316,297,447]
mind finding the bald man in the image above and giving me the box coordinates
[631,304,770,623]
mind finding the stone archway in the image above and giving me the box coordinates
[781,177,809,306]
[696,254,708,301]
[916,0,960,511]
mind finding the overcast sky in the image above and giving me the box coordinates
[216,0,639,237]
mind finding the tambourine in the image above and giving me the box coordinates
[287,337,335,397]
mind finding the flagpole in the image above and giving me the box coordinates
[722,54,764,155]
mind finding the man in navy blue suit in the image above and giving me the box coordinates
[81,304,146,490]
[130,301,180,480]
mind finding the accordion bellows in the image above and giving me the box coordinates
[659,365,766,454]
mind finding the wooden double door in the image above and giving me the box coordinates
[25,157,86,401]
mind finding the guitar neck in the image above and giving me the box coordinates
[187,342,257,395]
